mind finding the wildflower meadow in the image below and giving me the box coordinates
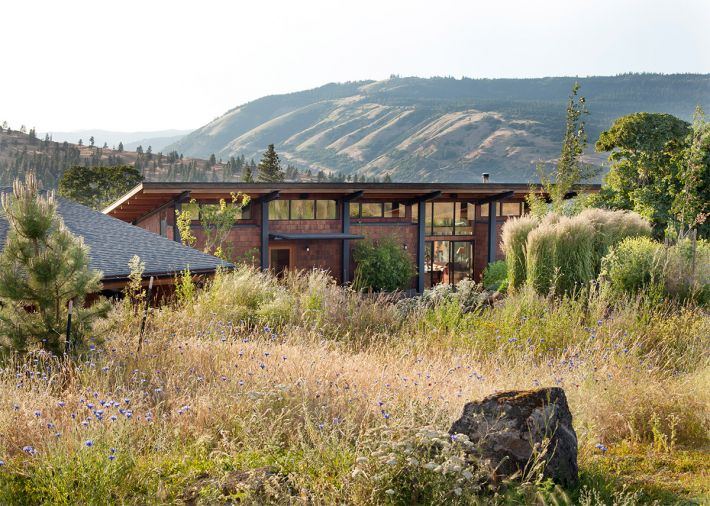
[0,268,708,504]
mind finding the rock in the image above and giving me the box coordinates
[450,387,578,488]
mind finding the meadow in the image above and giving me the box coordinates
[0,268,708,505]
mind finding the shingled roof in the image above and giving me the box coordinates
[0,189,231,281]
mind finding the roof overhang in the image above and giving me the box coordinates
[104,182,601,222]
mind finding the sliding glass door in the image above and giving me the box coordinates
[424,240,474,288]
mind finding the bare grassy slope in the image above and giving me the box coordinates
[169,74,710,182]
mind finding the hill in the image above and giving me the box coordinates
[168,74,710,182]
[46,129,192,153]
[0,128,237,188]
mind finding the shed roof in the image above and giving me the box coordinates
[103,182,601,222]
[0,189,231,281]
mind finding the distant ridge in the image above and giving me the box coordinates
[168,74,710,182]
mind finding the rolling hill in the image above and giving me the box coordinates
[168,74,710,182]
[0,128,227,189]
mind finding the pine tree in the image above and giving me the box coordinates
[89,136,95,147]
[117,141,124,152]
[0,174,108,355]
[257,144,285,182]
[243,163,254,182]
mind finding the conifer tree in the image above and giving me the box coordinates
[257,144,285,182]
[0,174,108,355]
[243,163,254,182]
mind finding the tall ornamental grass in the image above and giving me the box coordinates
[506,208,651,296]
[501,215,538,290]
[552,216,595,295]
[525,220,559,295]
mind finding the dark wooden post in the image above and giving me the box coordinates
[138,276,154,352]
[417,200,426,294]
[487,201,497,264]
[341,190,363,285]
[260,199,269,271]
[172,191,191,243]
[258,191,280,271]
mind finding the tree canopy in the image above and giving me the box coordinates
[594,111,708,238]
[58,165,143,210]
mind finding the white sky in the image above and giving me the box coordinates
[2,0,709,132]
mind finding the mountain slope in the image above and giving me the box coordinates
[169,74,710,182]
[0,129,222,188]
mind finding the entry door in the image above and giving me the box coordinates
[269,248,291,277]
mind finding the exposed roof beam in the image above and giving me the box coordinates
[174,191,191,203]
[404,190,442,205]
[475,191,515,205]
[342,190,364,202]
[255,190,280,203]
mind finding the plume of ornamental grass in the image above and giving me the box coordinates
[525,220,558,295]
[552,216,595,295]
[577,208,651,273]
[501,215,539,290]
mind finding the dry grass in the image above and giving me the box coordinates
[0,268,708,504]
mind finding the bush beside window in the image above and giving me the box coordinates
[352,239,415,292]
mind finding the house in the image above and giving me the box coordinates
[103,182,598,292]
[0,190,231,296]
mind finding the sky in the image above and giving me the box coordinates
[2,0,709,133]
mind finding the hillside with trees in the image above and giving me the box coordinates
[0,126,359,190]
[168,74,710,182]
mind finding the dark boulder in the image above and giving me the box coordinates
[450,387,578,487]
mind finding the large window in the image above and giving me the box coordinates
[424,240,474,288]
[350,202,405,219]
[414,202,473,236]
[480,202,523,217]
[290,200,315,220]
[181,201,252,222]
[269,200,338,220]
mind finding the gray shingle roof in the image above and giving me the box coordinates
[0,189,231,280]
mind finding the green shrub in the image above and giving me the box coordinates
[482,260,508,292]
[601,237,710,305]
[600,237,662,297]
[352,239,415,292]
[501,215,538,290]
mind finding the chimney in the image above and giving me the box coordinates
[482,173,490,183]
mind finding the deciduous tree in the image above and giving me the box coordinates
[58,165,143,209]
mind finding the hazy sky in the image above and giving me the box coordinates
[2,0,709,132]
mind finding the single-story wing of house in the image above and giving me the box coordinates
[103,181,600,292]
[0,188,231,296]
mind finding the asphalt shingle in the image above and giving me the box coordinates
[0,190,231,280]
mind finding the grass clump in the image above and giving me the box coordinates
[507,209,652,297]
[601,236,710,305]
[501,214,538,290]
